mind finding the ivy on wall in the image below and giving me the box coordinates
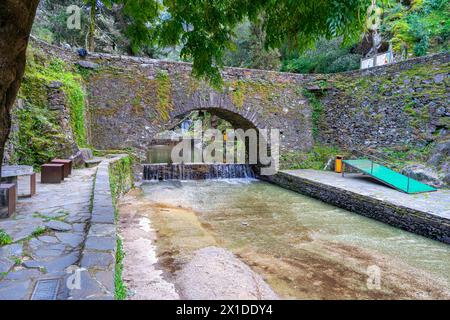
[12,46,88,167]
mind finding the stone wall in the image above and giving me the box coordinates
[20,39,450,163]
[318,53,449,149]
[84,55,314,160]
[261,171,450,244]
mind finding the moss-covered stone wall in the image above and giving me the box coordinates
[319,53,449,149]
[4,44,88,167]
[6,39,449,167]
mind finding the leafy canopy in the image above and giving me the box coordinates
[113,0,372,84]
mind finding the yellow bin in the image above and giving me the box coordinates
[335,155,343,173]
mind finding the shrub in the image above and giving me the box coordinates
[0,229,12,246]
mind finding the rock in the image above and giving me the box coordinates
[77,60,98,69]
[0,243,23,258]
[71,149,85,167]
[80,148,93,161]
[0,257,14,273]
[4,269,41,280]
[32,244,66,259]
[55,233,84,248]
[48,81,63,89]
[45,220,72,232]
[427,139,450,171]
[80,251,114,269]
[68,270,113,300]
[176,246,279,300]
[88,224,115,237]
[38,236,59,244]
[401,164,444,188]
[0,280,31,300]
[23,260,44,270]
[42,252,79,273]
[433,74,445,84]
[84,236,116,251]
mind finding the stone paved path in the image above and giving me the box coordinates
[0,167,96,300]
[283,169,450,219]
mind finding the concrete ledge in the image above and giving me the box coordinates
[261,171,450,244]
[68,155,129,300]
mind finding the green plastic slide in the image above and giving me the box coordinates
[343,159,437,194]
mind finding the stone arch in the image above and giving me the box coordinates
[83,53,314,159]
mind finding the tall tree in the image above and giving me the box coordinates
[0,0,40,179]
[1,0,371,175]
[85,0,114,52]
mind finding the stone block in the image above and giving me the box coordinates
[41,164,64,184]
[51,159,73,177]
[0,184,16,218]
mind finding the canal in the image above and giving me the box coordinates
[119,179,450,299]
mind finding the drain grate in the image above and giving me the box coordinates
[31,279,60,300]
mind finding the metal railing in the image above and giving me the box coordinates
[344,147,412,192]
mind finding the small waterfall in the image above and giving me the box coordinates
[143,163,255,181]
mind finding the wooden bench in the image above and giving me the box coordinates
[0,184,16,218]
[50,159,72,178]
[41,164,65,183]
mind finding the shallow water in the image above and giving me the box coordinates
[138,179,450,299]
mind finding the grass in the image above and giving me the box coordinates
[0,229,12,246]
[303,90,324,138]
[280,145,343,170]
[32,211,67,222]
[376,144,435,170]
[115,236,127,300]
[13,256,22,266]
[31,226,48,237]
[17,47,88,168]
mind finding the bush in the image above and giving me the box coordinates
[0,229,12,246]
[280,145,343,170]
[281,38,360,74]
[382,0,449,57]
[326,54,362,73]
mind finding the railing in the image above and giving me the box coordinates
[344,147,412,193]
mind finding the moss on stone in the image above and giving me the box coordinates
[155,71,174,121]
[280,145,342,170]
[302,90,324,138]
[108,155,133,300]
[17,48,88,164]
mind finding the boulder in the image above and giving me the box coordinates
[77,60,99,69]
[176,246,278,300]
[401,164,444,188]
[71,148,93,167]
[427,139,450,174]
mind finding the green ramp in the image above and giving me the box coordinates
[343,159,437,194]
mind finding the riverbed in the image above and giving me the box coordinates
[118,179,450,299]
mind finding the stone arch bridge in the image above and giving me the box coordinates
[34,40,450,161]
[84,54,316,159]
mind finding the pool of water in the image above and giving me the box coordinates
[138,179,450,299]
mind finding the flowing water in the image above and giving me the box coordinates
[123,179,450,299]
[143,163,255,180]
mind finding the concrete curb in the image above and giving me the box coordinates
[68,155,128,300]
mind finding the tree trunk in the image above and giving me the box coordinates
[0,0,39,180]
[88,1,96,52]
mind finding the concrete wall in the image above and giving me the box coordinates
[261,171,450,244]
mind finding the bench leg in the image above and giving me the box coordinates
[30,173,36,196]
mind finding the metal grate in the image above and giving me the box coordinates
[31,279,60,300]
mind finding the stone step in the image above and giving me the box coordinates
[84,158,102,168]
